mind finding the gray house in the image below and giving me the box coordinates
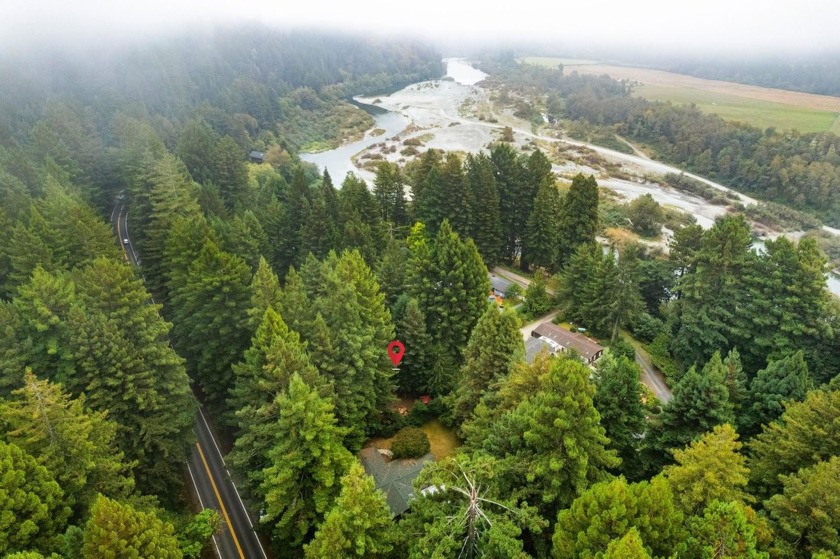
[490,274,513,298]
[359,447,434,516]
[524,336,555,363]
[531,322,605,364]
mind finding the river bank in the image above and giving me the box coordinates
[301,58,840,294]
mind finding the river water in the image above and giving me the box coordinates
[300,58,840,296]
[299,102,408,186]
[299,59,486,185]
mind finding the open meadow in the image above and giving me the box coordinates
[524,57,840,133]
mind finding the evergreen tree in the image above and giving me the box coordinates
[35,181,121,269]
[213,135,250,210]
[0,440,70,556]
[465,153,502,266]
[478,357,619,521]
[228,307,324,494]
[411,220,490,365]
[0,302,28,392]
[176,118,218,185]
[0,371,134,517]
[556,242,601,325]
[376,238,408,310]
[491,143,526,263]
[303,462,395,559]
[749,388,840,500]
[276,266,314,336]
[177,509,221,559]
[462,353,556,449]
[73,257,195,498]
[552,476,684,559]
[603,529,651,559]
[722,348,748,418]
[301,250,395,447]
[670,223,704,280]
[219,210,269,269]
[593,353,647,480]
[524,271,553,317]
[392,295,433,395]
[743,350,813,435]
[247,256,283,332]
[5,216,57,296]
[652,353,734,457]
[338,173,384,263]
[452,306,523,427]
[686,500,768,559]
[169,239,251,405]
[81,495,182,559]
[662,424,752,516]
[671,215,756,369]
[163,214,217,303]
[556,173,599,268]
[439,152,473,238]
[407,148,442,215]
[373,161,408,228]
[753,237,832,381]
[11,266,78,385]
[299,184,341,261]
[260,374,353,549]
[414,164,446,234]
[765,456,840,559]
[607,246,645,341]
[320,169,339,224]
[523,176,560,271]
[141,153,203,298]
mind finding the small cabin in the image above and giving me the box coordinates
[489,274,513,298]
[248,150,266,163]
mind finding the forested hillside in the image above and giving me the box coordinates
[659,56,840,97]
[2,28,840,559]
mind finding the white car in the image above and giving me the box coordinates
[123,238,130,245]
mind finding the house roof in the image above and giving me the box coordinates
[525,336,554,363]
[490,274,513,293]
[248,150,265,159]
[359,447,434,516]
[533,322,604,361]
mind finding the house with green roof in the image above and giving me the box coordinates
[359,447,434,516]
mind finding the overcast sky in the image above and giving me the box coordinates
[3,0,840,56]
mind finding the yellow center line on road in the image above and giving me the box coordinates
[196,442,246,559]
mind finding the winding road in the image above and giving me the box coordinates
[113,197,268,559]
[492,266,673,402]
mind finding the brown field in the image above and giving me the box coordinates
[565,63,840,112]
[523,57,840,133]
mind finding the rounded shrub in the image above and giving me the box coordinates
[390,427,431,459]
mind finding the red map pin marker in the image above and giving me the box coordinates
[387,340,405,366]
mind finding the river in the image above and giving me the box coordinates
[299,101,408,185]
[300,59,486,185]
[301,58,840,296]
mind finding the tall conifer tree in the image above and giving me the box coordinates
[260,374,353,548]
[556,173,599,269]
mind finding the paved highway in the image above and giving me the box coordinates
[113,196,268,559]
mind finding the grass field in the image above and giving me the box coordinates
[522,57,840,133]
[636,85,839,133]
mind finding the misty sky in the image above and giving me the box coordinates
[4,0,840,55]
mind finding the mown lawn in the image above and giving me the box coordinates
[365,418,461,461]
